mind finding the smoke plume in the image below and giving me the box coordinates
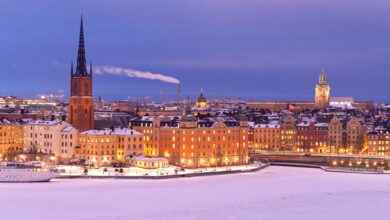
[95,66,180,84]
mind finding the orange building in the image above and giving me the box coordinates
[0,121,24,160]
[130,115,249,168]
[78,128,143,166]
[253,124,281,149]
[68,16,94,132]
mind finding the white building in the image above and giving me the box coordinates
[24,120,78,163]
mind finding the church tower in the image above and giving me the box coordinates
[68,16,94,132]
[314,69,330,109]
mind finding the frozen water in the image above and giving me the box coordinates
[1,166,389,220]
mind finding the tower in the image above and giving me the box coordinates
[314,69,330,109]
[68,16,94,132]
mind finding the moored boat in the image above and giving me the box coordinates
[0,161,59,182]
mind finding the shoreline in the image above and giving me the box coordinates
[269,162,387,174]
[54,162,389,181]
[56,163,270,180]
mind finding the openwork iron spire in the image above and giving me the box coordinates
[75,16,89,77]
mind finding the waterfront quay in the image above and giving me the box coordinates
[250,149,390,170]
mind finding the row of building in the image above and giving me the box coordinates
[0,119,143,166]
[250,112,390,156]
[0,113,250,169]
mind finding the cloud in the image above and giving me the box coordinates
[95,66,180,84]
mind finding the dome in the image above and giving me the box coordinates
[197,95,207,103]
[197,88,207,103]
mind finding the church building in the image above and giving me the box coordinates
[68,16,94,132]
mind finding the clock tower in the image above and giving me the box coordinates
[68,16,94,132]
[314,69,330,109]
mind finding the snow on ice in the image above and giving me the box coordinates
[1,166,390,220]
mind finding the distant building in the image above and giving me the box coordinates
[68,16,94,132]
[96,96,105,110]
[329,97,354,109]
[111,101,138,112]
[315,70,330,109]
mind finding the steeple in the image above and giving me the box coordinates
[90,61,93,76]
[318,69,327,85]
[75,16,89,77]
[70,61,74,76]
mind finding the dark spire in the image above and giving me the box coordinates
[90,61,93,76]
[75,15,89,77]
[70,61,74,76]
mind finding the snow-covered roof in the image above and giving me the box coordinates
[131,156,167,162]
[254,124,280,128]
[28,120,62,126]
[81,128,141,136]
[61,126,75,132]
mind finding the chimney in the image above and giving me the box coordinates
[178,82,182,103]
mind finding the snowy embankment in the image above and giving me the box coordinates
[1,166,390,220]
[56,163,265,179]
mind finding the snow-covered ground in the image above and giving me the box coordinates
[56,164,260,176]
[1,166,390,220]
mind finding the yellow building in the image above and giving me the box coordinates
[78,128,143,167]
[0,122,24,160]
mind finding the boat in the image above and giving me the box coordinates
[0,161,59,182]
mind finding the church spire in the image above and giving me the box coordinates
[75,15,89,77]
[318,69,327,85]
[90,61,93,76]
[70,61,74,76]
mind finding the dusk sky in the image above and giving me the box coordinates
[1,0,390,102]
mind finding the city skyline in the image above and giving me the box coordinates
[1,0,390,102]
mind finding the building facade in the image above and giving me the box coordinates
[296,122,328,153]
[0,121,24,160]
[346,117,365,154]
[78,128,143,166]
[252,124,280,149]
[24,120,78,163]
[130,115,249,168]
[328,116,344,153]
[367,128,390,156]
[280,114,297,150]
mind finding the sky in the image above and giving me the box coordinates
[1,0,390,102]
